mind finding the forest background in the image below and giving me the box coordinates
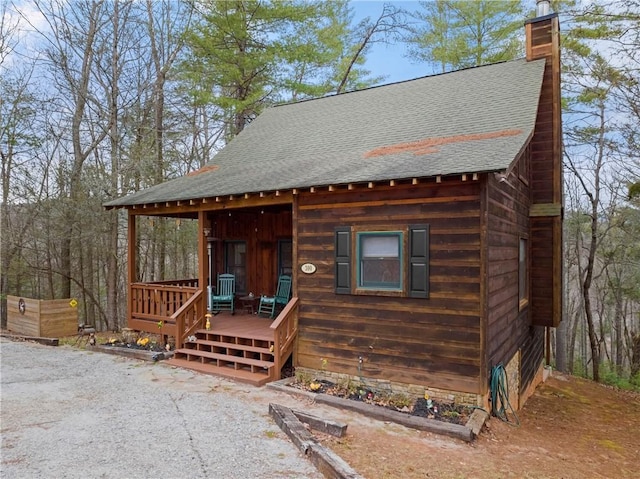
[1,0,639,388]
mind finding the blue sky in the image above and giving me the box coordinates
[350,0,429,84]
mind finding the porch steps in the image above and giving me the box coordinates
[168,329,275,387]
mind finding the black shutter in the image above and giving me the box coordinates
[335,227,351,294]
[409,224,429,298]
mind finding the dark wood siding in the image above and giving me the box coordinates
[485,153,543,397]
[295,180,483,394]
[520,325,545,395]
[211,208,292,297]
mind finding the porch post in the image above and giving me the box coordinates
[292,196,299,296]
[127,212,137,328]
[198,211,208,299]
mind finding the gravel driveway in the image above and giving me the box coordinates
[0,338,323,479]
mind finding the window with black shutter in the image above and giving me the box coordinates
[334,225,430,298]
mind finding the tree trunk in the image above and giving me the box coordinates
[106,1,122,332]
[58,1,104,300]
[631,333,640,379]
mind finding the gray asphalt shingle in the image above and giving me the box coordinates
[105,58,545,207]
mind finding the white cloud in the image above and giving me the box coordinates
[2,1,49,68]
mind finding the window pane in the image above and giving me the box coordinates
[519,238,527,303]
[225,241,246,294]
[278,240,293,276]
[362,236,399,257]
[358,233,401,289]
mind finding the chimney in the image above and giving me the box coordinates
[524,3,561,204]
[525,1,559,62]
[536,0,550,17]
[524,3,563,329]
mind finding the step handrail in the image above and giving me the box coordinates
[270,297,299,379]
[172,289,204,349]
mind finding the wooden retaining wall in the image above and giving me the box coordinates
[7,295,78,338]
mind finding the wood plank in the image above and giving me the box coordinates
[269,403,365,479]
[166,357,271,386]
[529,203,562,217]
[466,409,489,437]
[291,409,348,438]
[193,339,272,355]
[178,349,273,368]
[0,332,59,346]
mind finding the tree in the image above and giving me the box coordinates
[405,0,523,73]
[332,2,405,94]
[181,0,382,142]
[27,0,110,303]
[560,0,639,382]
[0,3,44,327]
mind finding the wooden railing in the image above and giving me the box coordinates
[146,278,199,288]
[270,297,299,379]
[172,290,205,349]
[130,282,199,337]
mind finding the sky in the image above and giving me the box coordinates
[6,0,427,83]
[350,0,430,84]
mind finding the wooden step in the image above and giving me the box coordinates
[187,339,273,356]
[174,348,274,370]
[195,328,272,343]
[166,357,272,387]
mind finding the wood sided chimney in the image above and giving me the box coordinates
[525,4,563,328]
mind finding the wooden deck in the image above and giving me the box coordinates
[204,313,275,341]
[168,304,298,386]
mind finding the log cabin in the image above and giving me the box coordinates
[105,10,562,409]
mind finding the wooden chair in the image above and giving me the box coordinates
[209,273,235,314]
[258,275,292,319]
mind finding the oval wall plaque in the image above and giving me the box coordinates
[300,263,317,274]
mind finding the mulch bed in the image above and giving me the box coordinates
[289,378,473,426]
[101,340,167,352]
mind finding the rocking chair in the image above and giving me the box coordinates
[209,273,235,314]
[258,275,292,319]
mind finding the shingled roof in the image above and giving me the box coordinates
[105,58,546,208]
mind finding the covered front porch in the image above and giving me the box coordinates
[122,198,296,385]
[128,279,298,385]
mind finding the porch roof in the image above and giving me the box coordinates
[105,58,546,208]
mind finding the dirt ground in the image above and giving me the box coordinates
[17,332,639,478]
[320,373,640,479]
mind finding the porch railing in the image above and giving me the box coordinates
[146,278,199,288]
[130,282,199,337]
[270,296,299,377]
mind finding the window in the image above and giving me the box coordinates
[358,232,402,290]
[278,239,293,276]
[519,237,528,309]
[224,241,246,294]
[335,225,429,297]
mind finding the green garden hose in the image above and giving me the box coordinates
[490,364,520,427]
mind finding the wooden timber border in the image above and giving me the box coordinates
[268,377,488,443]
